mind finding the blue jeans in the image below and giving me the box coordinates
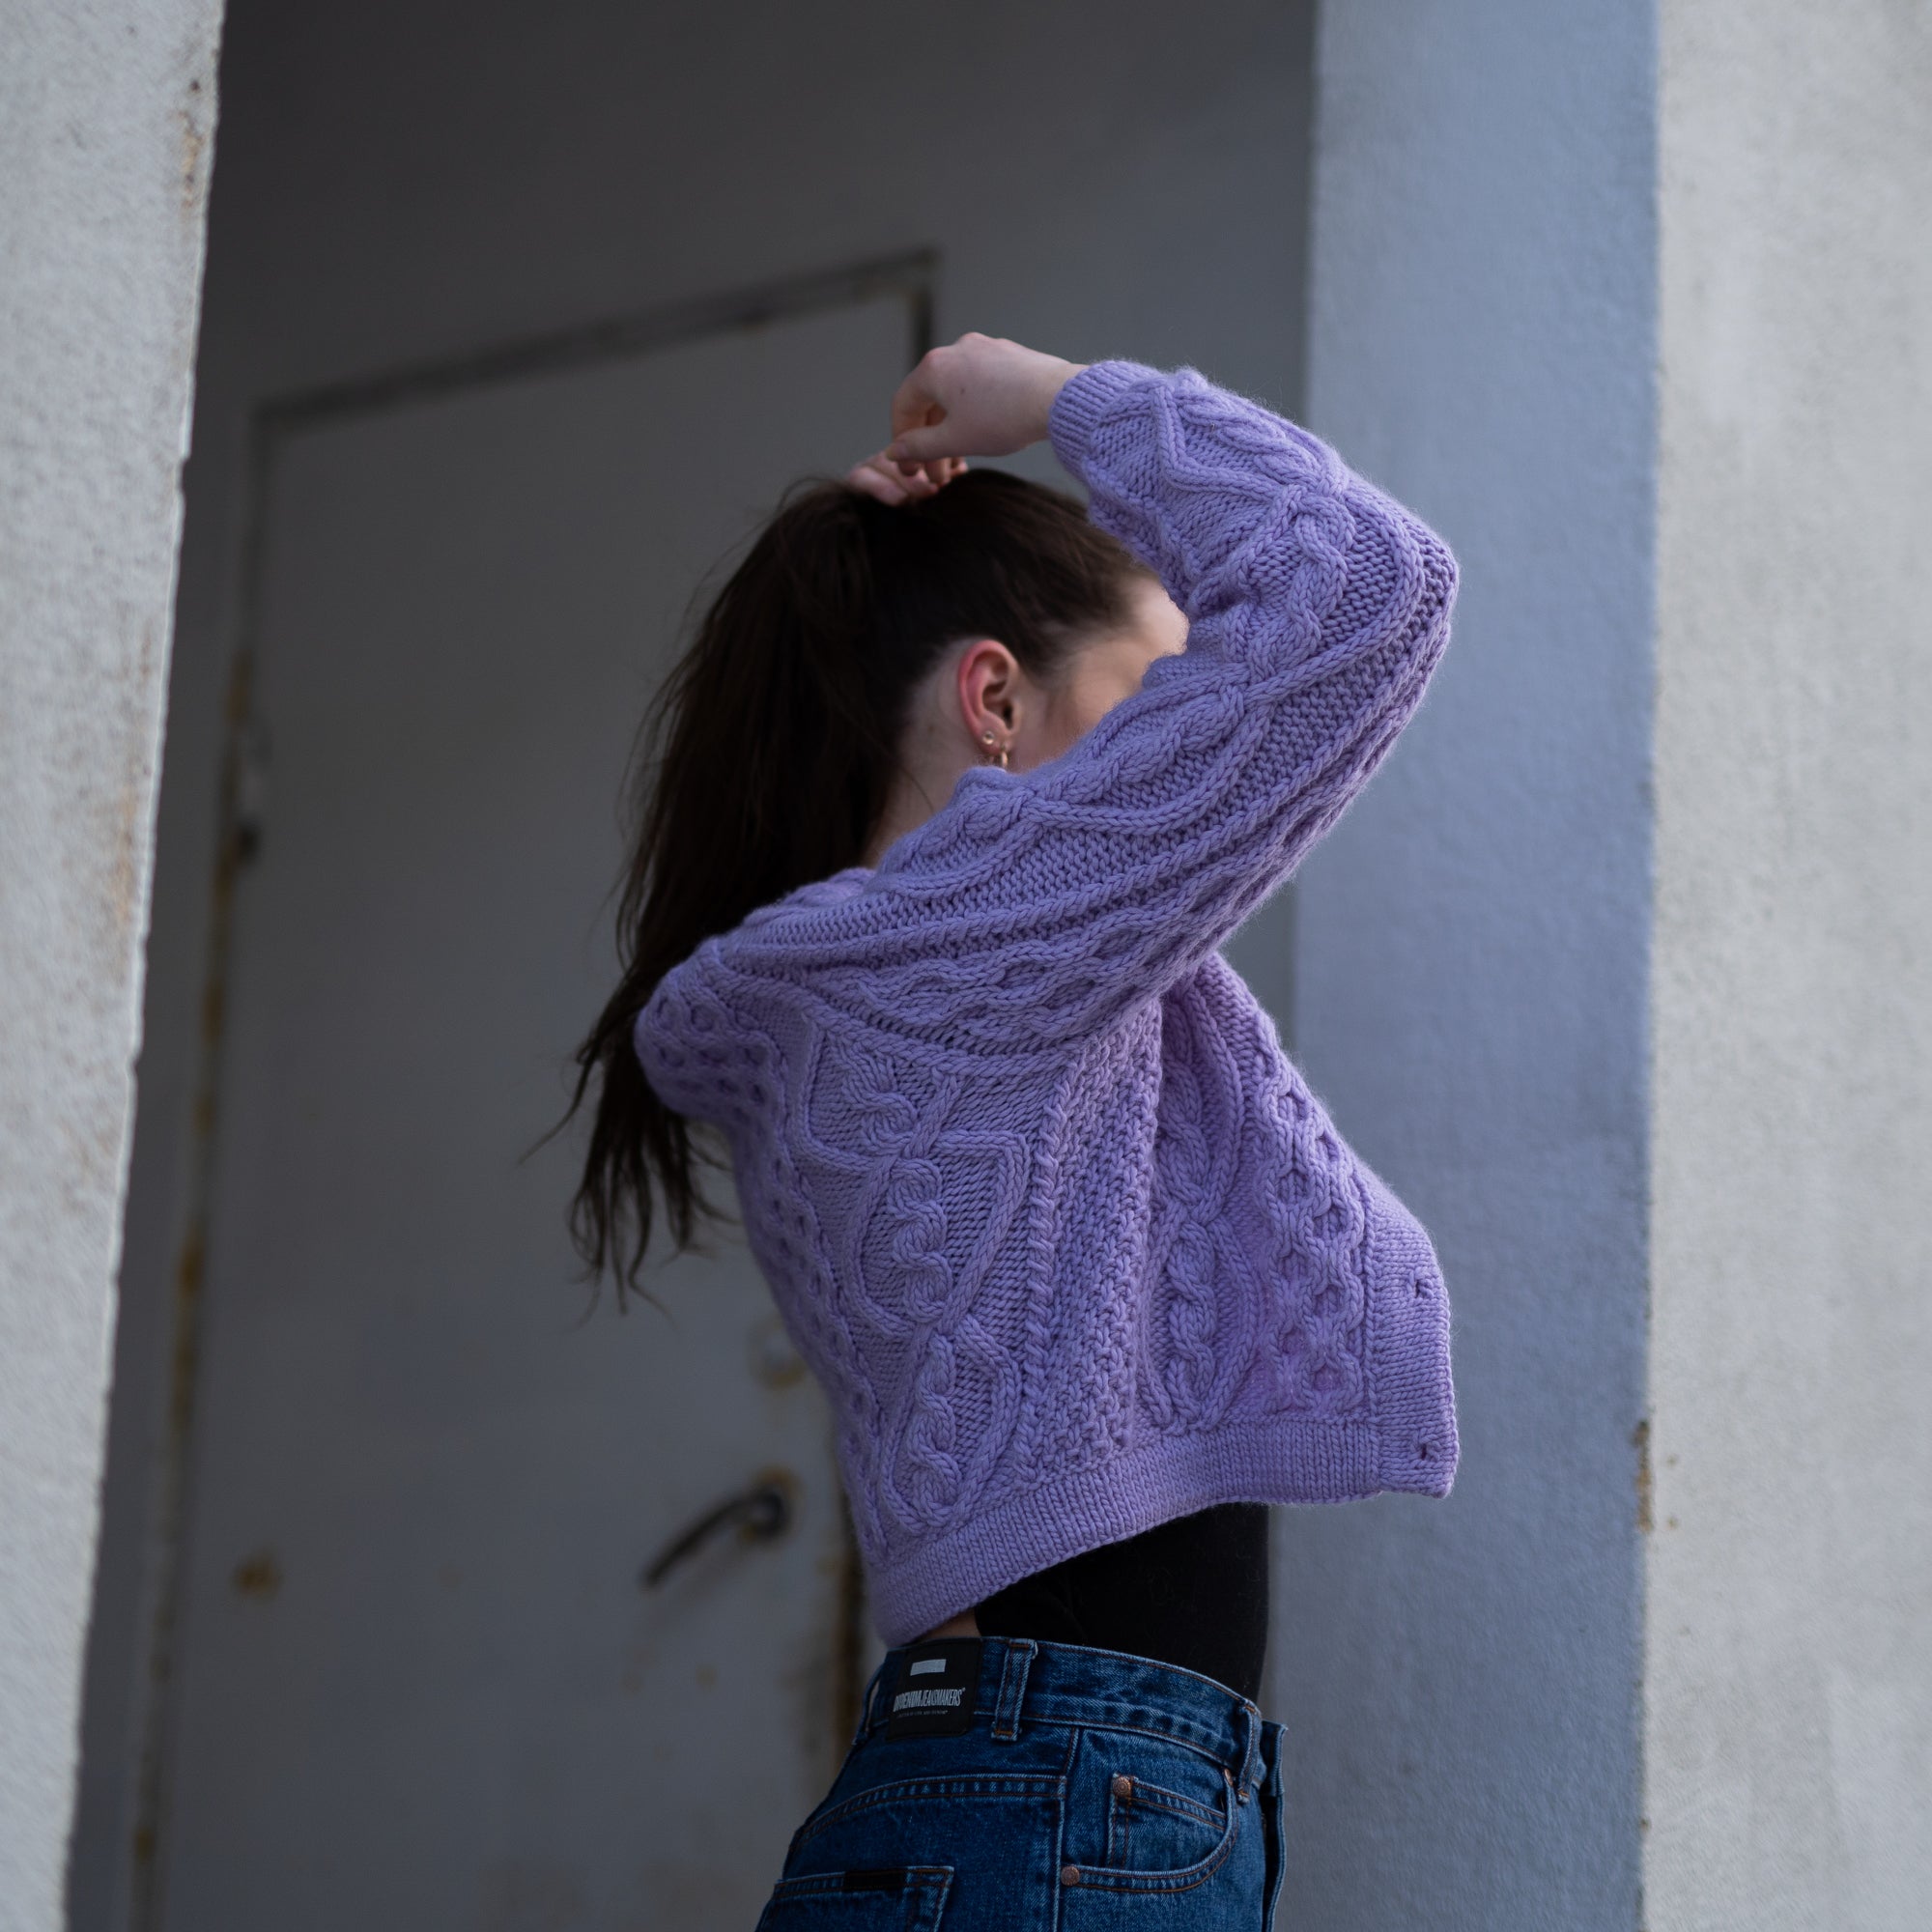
[753,1634,1288,1929]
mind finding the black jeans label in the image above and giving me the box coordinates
[884,1637,982,1739]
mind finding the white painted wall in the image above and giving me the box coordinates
[1648,3,1932,1926]
[0,1,223,1927]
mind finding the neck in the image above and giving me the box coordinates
[862,768,959,868]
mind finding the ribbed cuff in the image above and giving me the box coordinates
[1046,357,1164,481]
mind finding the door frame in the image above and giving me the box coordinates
[130,247,938,1931]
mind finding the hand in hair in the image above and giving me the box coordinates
[883,333,1087,486]
[844,447,968,506]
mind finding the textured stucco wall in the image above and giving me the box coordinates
[1648,4,1932,1926]
[1280,4,1657,1924]
[0,2,222,1926]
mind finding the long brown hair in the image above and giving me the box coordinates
[564,466,1152,1302]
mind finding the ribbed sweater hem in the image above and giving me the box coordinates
[868,1419,1395,1648]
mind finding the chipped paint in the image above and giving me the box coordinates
[228,1551,281,1601]
[179,74,213,220]
[128,463,270,1932]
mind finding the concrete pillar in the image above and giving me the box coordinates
[1296,3,1928,1926]
[1282,4,1656,1925]
[1648,4,1932,1925]
[0,2,223,1925]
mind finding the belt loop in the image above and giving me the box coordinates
[1236,1700,1262,1804]
[851,1656,885,1747]
[990,1638,1037,1742]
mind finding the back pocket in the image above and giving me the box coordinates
[1064,1733,1240,1893]
[753,1865,952,1930]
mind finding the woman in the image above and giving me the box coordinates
[569,334,1461,1926]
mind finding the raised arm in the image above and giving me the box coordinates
[655,342,1458,1067]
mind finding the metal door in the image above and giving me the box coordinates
[152,292,912,1929]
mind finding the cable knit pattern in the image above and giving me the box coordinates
[635,362,1461,1643]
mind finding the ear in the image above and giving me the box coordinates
[953,638,1022,739]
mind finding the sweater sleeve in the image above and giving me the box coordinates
[672,359,1458,1064]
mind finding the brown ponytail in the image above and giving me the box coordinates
[563,467,1151,1300]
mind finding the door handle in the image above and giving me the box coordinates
[640,1468,795,1589]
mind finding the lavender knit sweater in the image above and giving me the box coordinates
[635,360,1461,1645]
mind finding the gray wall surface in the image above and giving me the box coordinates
[1284,4,1657,1926]
[1648,4,1932,1926]
[0,2,223,1928]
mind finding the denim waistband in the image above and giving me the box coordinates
[857,1635,1268,1804]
